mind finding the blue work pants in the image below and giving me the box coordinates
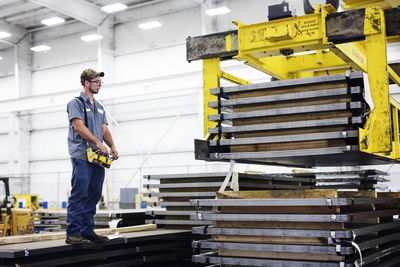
[66,158,105,237]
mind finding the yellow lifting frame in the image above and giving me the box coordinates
[203,58,251,139]
[358,6,391,154]
[201,4,399,161]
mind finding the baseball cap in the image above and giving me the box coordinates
[80,68,105,85]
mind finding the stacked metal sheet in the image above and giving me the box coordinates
[143,172,230,229]
[35,209,152,231]
[191,190,400,266]
[196,72,398,167]
[257,169,390,190]
[0,229,197,267]
[144,170,390,228]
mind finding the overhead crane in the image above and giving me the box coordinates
[187,0,400,167]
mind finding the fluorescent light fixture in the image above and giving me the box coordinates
[0,56,3,60]
[138,21,162,30]
[41,17,65,26]
[80,33,103,42]
[206,7,231,16]
[101,3,127,13]
[30,45,51,52]
[0,31,11,39]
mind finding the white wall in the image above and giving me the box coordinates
[0,0,400,206]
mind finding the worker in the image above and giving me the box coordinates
[65,68,119,244]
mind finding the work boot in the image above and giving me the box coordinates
[66,235,90,244]
[82,233,109,242]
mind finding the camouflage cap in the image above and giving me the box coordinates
[80,68,104,85]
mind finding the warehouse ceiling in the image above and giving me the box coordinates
[0,0,199,50]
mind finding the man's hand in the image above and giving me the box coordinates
[110,147,119,160]
[96,142,108,154]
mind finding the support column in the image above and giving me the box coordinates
[98,16,114,84]
[8,34,32,193]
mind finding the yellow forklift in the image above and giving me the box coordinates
[0,178,33,236]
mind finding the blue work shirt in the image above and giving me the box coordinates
[67,92,108,160]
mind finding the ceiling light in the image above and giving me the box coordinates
[81,33,103,42]
[101,3,127,13]
[138,21,162,30]
[41,17,65,26]
[31,45,51,52]
[0,56,3,60]
[0,31,11,39]
[206,7,231,16]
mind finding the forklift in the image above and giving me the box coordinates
[0,177,33,236]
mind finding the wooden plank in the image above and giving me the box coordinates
[0,224,157,245]
[230,139,348,153]
[338,190,377,198]
[378,192,400,198]
[186,30,238,62]
[326,7,400,43]
[218,249,345,261]
[215,221,344,230]
[216,190,340,199]
[213,235,328,245]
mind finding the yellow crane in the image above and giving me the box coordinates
[187,0,400,167]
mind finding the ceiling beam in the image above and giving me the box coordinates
[0,20,27,46]
[27,0,107,27]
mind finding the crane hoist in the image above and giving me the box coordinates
[186,0,400,168]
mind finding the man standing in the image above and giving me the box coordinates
[66,69,119,244]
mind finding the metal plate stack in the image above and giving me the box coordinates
[196,72,399,167]
[144,170,390,228]
[191,190,400,266]
[143,172,230,229]
[256,169,390,190]
[0,229,197,267]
